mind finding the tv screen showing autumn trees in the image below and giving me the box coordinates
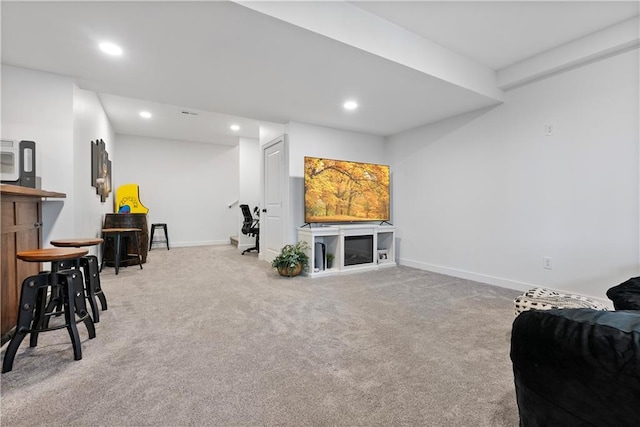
[304,157,390,223]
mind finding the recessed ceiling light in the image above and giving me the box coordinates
[99,42,123,56]
[139,111,152,119]
[343,100,358,110]
[230,124,240,131]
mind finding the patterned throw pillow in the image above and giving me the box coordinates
[514,287,609,315]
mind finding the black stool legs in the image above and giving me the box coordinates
[80,255,107,322]
[149,223,170,250]
[100,230,143,275]
[36,257,107,323]
[3,270,96,373]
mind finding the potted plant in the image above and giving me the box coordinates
[271,241,310,277]
[326,253,335,269]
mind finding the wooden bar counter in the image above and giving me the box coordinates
[1,184,66,345]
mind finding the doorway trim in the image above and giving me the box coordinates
[261,134,289,263]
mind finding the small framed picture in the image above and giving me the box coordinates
[377,249,389,263]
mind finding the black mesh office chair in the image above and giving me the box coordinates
[240,204,259,255]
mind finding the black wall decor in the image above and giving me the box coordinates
[91,139,112,203]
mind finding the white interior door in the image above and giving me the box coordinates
[262,136,287,263]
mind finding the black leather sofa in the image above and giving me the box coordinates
[510,277,640,427]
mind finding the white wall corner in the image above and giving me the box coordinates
[498,16,640,90]
[259,121,285,146]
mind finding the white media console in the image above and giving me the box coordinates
[297,224,396,278]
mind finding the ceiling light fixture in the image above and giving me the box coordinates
[139,111,152,119]
[99,42,123,56]
[343,100,358,110]
[230,124,240,131]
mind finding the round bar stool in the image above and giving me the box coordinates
[51,238,107,322]
[101,228,143,275]
[2,248,96,373]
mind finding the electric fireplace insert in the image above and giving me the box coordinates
[344,235,374,266]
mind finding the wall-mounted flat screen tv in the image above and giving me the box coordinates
[304,156,390,223]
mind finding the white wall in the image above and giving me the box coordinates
[288,121,386,177]
[1,65,75,245]
[2,66,116,254]
[73,85,116,255]
[259,121,285,147]
[387,49,640,300]
[286,121,386,242]
[238,136,260,250]
[114,134,239,247]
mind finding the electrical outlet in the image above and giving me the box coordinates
[544,124,555,136]
[543,257,553,270]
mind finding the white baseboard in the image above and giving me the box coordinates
[165,240,231,248]
[397,257,613,307]
[399,257,536,292]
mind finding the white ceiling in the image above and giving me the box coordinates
[98,94,260,146]
[2,1,638,143]
[351,1,639,70]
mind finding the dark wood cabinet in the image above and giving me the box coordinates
[1,184,65,344]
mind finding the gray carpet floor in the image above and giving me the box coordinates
[1,245,522,426]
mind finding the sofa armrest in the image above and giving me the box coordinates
[511,308,640,427]
[607,276,640,310]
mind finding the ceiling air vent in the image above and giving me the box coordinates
[181,110,198,116]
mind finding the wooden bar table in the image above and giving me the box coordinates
[100,228,143,275]
[103,213,148,265]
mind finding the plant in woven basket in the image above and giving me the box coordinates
[271,241,310,277]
